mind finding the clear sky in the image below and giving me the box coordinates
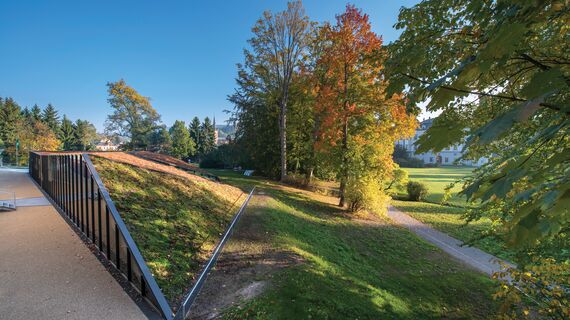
[0,0,420,131]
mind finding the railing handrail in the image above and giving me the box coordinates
[83,154,174,320]
[174,186,256,320]
[29,151,256,320]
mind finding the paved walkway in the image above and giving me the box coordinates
[0,169,155,320]
[387,205,515,276]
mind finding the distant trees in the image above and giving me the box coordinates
[148,125,171,153]
[42,104,60,135]
[188,117,201,148]
[169,120,195,159]
[0,97,97,165]
[105,79,161,150]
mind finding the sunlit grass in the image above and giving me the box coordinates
[92,157,242,306]
[209,169,498,319]
[403,167,474,206]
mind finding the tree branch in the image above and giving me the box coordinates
[401,73,569,115]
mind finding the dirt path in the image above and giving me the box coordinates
[187,193,301,320]
[387,205,516,276]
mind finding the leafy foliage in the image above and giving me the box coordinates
[407,181,428,202]
[105,79,161,149]
[388,0,569,314]
[313,5,416,210]
[169,120,195,159]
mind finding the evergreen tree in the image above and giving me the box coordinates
[0,98,22,146]
[59,115,75,150]
[21,107,30,120]
[148,125,171,152]
[169,120,195,159]
[188,117,201,151]
[74,119,97,151]
[30,104,42,123]
[42,104,61,135]
[199,117,216,155]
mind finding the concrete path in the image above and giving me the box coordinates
[0,169,155,320]
[387,205,515,276]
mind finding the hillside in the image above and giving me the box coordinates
[90,152,245,308]
[193,170,498,319]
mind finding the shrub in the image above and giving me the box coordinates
[397,157,425,168]
[345,176,389,214]
[407,181,428,201]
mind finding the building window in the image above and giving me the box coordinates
[429,157,433,163]
[445,157,449,163]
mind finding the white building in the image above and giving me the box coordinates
[95,139,119,151]
[396,118,488,167]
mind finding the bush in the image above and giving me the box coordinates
[345,176,389,214]
[397,157,425,168]
[407,181,428,201]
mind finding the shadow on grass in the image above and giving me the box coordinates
[212,170,497,319]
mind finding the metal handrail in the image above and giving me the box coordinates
[83,154,173,319]
[29,151,256,320]
[29,152,173,319]
[173,186,255,320]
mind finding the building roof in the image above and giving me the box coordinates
[420,118,433,130]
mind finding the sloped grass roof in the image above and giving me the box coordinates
[92,155,244,307]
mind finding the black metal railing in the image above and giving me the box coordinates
[173,186,255,320]
[29,151,255,320]
[29,152,173,319]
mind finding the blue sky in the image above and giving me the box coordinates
[0,0,420,131]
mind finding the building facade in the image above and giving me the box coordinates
[396,118,488,167]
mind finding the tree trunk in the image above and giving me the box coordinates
[305,167,314,186]
[338,63,349,208]
[279,97,288,181]
[338,117,348,207]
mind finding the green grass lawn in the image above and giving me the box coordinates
[209,169,498,319]
[403,167,474,206]
[92,156,244,306]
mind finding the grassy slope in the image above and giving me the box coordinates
[92,156,244,306]
[209,170,498,319]
[394,167,514,262]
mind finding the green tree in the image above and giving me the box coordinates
[42,104,61,135]
[74,119,97,151]
[199,117,216,156]
[148,125,171,153]
[105,79,161,150]
[249,0,312,181]
[30,104,42,123]
[0,98,23,164]
[0,98,22,146]
[169,120,195,159]
[59,115,75,150]
[388,0,569,316]
[188,116,201,153]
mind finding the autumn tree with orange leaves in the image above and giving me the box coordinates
[314,5,416,210]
